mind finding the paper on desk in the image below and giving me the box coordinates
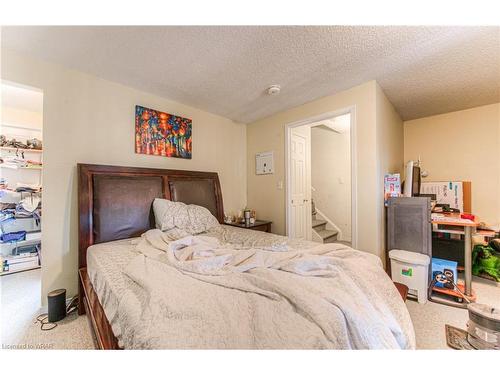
[431,213,473,224]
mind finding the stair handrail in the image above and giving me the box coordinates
[311,186,344,241]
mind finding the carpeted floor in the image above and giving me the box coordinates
[16,309,95,349]
[1,268,43,346]
[1,268,94,350]
[406,275,500,349]
[2,269,499,350]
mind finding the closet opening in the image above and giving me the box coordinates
[0,80,43,345]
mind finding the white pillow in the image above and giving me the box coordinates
[153,198,220,234]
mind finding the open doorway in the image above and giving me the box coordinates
[0,81,43,345]
[286,108,356,247]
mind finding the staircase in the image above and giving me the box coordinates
[311,198,339,243]
[312,217,339,243]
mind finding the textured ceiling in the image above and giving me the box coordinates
[1,26,499,123]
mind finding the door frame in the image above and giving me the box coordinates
[285,106,358,248]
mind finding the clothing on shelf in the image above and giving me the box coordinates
[16,187,39,194]
[0,206,41,219]
[0,190,22,204]
[0,230,27,243]
[0,195,42,228]
[19,196,41,213]
[0,189,42,204]
[25,160,43,168]
[0,156,29,169]
[0,136,43,275]
[16,182,42,193]
[0,135,43,150]
[0,155,43,169]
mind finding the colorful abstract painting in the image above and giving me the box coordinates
[135,105,192,159]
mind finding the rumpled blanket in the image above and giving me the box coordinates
[120,229,415,349]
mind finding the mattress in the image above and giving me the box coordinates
[86,226,317,347]
[87,226,416,349]
[86,238,138,347]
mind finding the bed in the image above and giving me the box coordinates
[78,163,415,350]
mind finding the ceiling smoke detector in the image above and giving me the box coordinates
[266,85,281,96]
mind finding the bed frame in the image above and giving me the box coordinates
[77,163,224,349]
[78,163,408,350]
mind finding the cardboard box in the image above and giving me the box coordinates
[384,173,401,205]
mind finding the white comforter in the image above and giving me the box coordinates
[118,229,415,349]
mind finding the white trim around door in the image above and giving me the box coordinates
[285,106,358,248]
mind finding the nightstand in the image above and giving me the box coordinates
[394,282,409,302]
[225,220,272,233]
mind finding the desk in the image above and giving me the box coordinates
[431,213,479,298]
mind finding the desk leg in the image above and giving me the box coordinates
[464,226,474,296]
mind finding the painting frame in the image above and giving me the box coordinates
[135,105,192,159]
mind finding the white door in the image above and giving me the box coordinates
[290,129,311,240]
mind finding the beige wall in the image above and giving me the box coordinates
[247,80,405,261]
[1,50,247,303]
[376,83,404,263]
[404,103,500,225]
[247,81,380,256]
[2,106,43,132]
[311,126,351,241]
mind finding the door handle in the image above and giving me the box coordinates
[303,199,309,203]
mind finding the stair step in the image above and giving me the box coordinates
[312,219,327,228]
[317,229,338,241]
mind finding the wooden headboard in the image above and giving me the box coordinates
[78,163,224,269]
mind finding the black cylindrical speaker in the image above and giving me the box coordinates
[47,288,66,322]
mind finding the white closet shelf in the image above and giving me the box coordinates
[1,123,42,132]
[0,265,41,276]
[0,164,42,170]
[0,146,43,153]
